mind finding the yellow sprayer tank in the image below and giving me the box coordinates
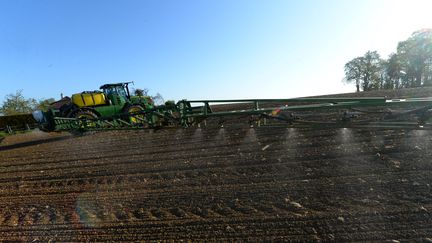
[72,92,107,107]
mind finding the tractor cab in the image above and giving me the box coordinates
[100,83,132,106]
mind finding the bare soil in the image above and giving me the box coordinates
[0,88,432,242]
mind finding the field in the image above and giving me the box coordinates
[0,89,432,241]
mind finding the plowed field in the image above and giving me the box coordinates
[1,89,432,242]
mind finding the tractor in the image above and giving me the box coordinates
[58,82,154,120]
[33,82,156,131]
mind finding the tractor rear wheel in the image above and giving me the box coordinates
[125,105,147,125]
[73,110,98,120]
[71,109,99,131]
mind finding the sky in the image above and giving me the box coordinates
[0,0,431,102]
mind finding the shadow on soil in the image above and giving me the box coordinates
[0,136,73,152]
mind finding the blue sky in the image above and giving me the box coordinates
[0,0,431,102]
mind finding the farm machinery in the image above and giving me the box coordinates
[33,82,156,131]
[32,82,432,132]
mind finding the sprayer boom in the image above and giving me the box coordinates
[34,97,432,132]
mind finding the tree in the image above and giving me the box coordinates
[343,29,432,91]
[133,88,147,97]
[344,57,363,92]
[344,51,383,92]
[0,90,37,116]
[381,53,402,89]
[363,51,383,90]
[132,88,165,105]
[151,92,164,105]
[397,29,432,87]
[36,98,56,111]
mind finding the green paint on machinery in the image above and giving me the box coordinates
[32,82,432,132]
[33,82,157,131]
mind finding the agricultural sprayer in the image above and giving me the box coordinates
[32,82,432,132]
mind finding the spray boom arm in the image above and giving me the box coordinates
[34,96,432,132]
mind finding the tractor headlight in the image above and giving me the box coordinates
[32,110,46,123]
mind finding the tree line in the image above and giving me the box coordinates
[344,29,432,92]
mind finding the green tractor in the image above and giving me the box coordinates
[61,82,154,119]
[33,82,156,131]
